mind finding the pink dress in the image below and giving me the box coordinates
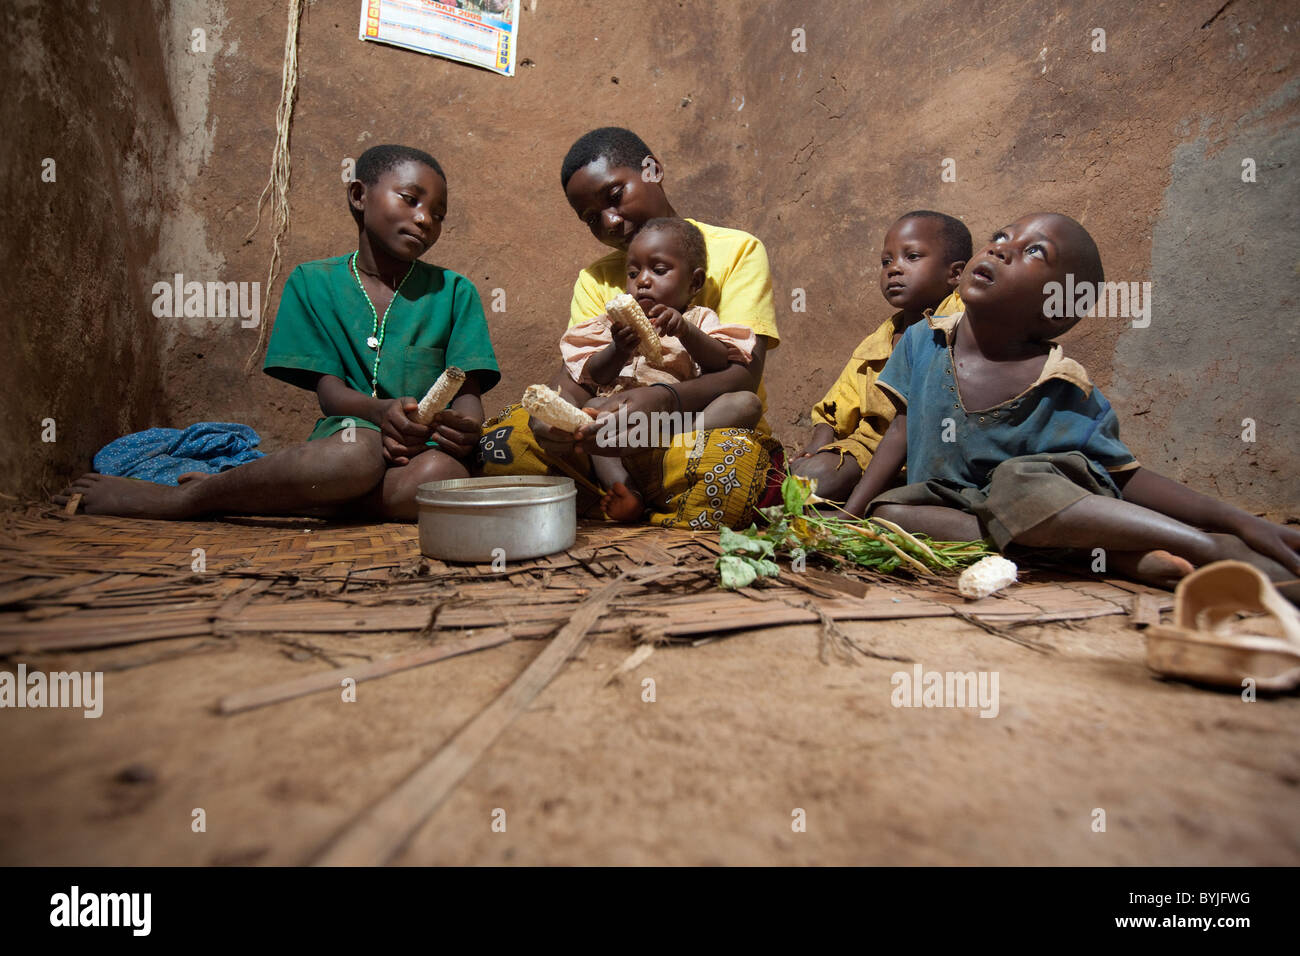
[560,305,756,397]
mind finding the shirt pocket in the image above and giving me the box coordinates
[402,346,447,401]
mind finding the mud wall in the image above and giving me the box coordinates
[1,0,182,499]
[7,0,1298,515]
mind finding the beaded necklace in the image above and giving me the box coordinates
[349,251,415,397]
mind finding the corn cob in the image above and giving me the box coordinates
[957,555,1018,599]
[522,384,594,433]
[414,366,466,424]
[606,293,663,366]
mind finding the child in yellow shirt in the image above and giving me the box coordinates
[479,127,785,532]
[790,211,970,501]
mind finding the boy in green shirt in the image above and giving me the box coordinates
[58,145,499,521]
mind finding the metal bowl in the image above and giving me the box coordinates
[415,475,577,563]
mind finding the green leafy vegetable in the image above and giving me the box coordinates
[715,475,993,589]
[717,554,780,589]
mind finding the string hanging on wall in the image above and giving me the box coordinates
[243,0,304,374]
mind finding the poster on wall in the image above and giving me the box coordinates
[359,0,520,77]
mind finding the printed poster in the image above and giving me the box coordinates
[360,0,520,77]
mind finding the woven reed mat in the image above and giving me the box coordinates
[0,508,1165,656]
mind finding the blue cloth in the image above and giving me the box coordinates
[94,423,266,485]
[877,316,1136,494]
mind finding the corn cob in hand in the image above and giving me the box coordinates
[522,384,595,434]
[606,293,664,366]
[414,367,466,425]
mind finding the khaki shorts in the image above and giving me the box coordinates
[818,432,876,472]
[865,452,1121,550]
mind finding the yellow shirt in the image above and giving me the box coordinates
[567,219,780,436]
[810,291,963,450]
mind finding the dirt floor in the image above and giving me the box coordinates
[2,509,1297,866]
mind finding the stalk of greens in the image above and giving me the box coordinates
[716,475,993,589]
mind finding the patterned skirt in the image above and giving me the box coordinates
[475,404,785,530]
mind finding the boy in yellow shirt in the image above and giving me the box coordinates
[790,211,970,501]
[479,127,785,530]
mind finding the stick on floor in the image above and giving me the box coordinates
[312,567,676,866]
[216,629,513,715]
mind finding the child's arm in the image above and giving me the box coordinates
[1115,467,1300,575]
[315,373,389,427]
[650,306,731,372]
[570,341,765,455]
[427,374,485,460]
[843,411,907,517]
[315,373,432,465]
[583,323,641,385]
[794,424,837,460]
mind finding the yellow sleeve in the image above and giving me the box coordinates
[809,319,897,437]
[934,290,964,315]
[844,398,897,456]
[568,266,616,327]
[714,236,780,346]
[811,352,867,435]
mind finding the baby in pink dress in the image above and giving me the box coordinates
[559,217,763,520]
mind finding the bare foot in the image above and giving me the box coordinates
[1208,533,1295,583]
[1109,549,1195,590]
[52,473,199,519]
[600,482,644,523]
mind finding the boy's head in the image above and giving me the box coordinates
[624,217,707,314]
[561,127,673,251]
[347,145,447,262]
[879,211,971,314]
[960,212,1104,339]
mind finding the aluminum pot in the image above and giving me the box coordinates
[415,475,577,563]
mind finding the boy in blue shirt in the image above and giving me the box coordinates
[790,210,969,501]
[844,212,1300,587]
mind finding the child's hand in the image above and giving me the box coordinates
[572,386,670,458]
[1232,515,1300,577]
[428,409,483,460]
[793,425,836,461]
[647,304,687,339]
[380,397,433,465]
[610,323,641,357]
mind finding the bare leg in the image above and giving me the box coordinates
[370,449,468,521]
[1015,494,1293,581]
[790,451,862,502]
[875,501,1196,588]
[54,431,386,520]
[591,455,643,522]
[591,453,630,491]
[873,503,984,541]
[357,446,472,521]
[696,391,762,432]
[1106,550,1194,588]
[553,368,596,406]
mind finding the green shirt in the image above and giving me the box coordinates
[264,254,500,440]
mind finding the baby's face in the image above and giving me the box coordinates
[625,228,698,314]
[959,214,1076,325]
[879,217,959,313]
